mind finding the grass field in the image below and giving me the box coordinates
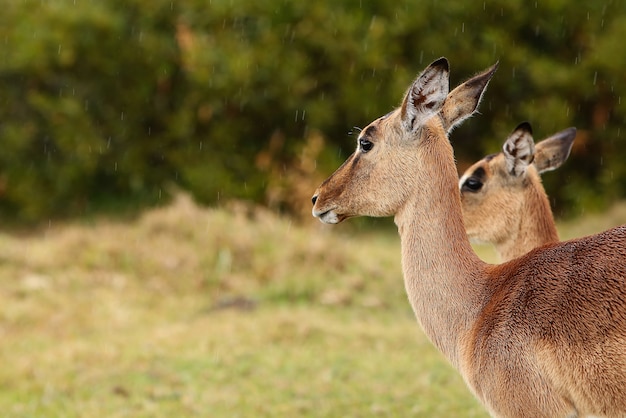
[1,194,625,417]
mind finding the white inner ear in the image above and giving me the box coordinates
[503,133,535,177]
[402,70,449,132]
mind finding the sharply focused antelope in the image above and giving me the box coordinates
[311,58,626,417]
[459,123,577,261]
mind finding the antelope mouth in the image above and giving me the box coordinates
[312,208,346,224]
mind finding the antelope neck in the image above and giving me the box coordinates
[497,179,559,261]
[393,125,489,367]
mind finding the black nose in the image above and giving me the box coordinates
[311,195,318,205]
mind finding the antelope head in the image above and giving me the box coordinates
[312,58,498,224]
[459,122,576,247]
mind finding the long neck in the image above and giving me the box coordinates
[496,177,559,261]
[394,124,489,368]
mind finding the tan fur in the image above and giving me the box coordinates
[312,58,626,418]
[459,124,576,261]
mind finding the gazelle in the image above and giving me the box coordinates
[311,58,626,417]
[459,123,577,261]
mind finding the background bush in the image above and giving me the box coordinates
[0,0,625,222]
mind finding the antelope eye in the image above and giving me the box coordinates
[360,138,373,152]
[462,177,483,192]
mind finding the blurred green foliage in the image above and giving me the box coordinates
[0,0,625,221]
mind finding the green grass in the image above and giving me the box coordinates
[0,194,624,417]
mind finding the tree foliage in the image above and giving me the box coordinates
[0,0,625,222]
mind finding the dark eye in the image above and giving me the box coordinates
[462,177,483,192]
[360,138,373,152]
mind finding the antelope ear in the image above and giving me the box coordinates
[441,62,499,133]
[534,127,576,174]
[503,122,535,177]
[401,57,450,133]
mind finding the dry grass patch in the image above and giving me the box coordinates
[1,194,621,417]
[0,194,488,417]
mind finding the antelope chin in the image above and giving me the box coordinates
[313,208,343,224]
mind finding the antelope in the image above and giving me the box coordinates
[459,123,577,261]
[311,58,626,418]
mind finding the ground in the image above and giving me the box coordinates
[1,194,624,417]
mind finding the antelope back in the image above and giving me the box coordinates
[459,123,576,260]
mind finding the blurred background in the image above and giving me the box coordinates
[1,1,626,417]
[1,0,625,223]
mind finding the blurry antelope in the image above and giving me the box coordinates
[311,58,626,418]
[459,123,576,261]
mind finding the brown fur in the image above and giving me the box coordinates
[312,58,626,417]
[460,124,576,261]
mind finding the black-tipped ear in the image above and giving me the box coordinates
[503,122,535,177]
[430,57,450,72]
[534,127,576,174]
[400,58,450,133]
[515,121,533,135]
